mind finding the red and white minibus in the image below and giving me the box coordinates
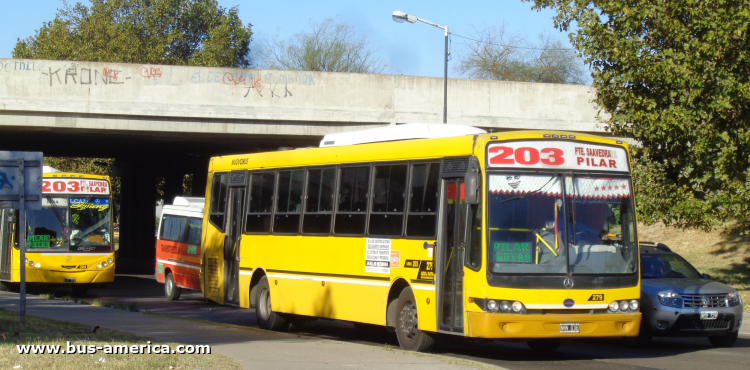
[155,197,204,300]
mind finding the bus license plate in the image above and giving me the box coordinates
[64,278,76,283]
[560,323,580,333]
[700,311,718,320]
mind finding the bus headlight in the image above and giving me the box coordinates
[608,301,619,312]
[34,263,41,269]
[28,261,34,267]
[102,261,108,267]
[629,299,640,311]
[486,300,499,312]
[96,264,102,269]
[620,300,629,311]
[107,258,113,264]
[511,301,526,313]
[500,300,510,312]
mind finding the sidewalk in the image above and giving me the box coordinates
[0,292,498,370]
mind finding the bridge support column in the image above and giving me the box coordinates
[116,162,157,274]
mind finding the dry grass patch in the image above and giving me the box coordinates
[639,223,750,312]
[0,308,239,370]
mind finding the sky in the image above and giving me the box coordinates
[0,0,578,79]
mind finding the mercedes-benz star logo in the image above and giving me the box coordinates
[563,277,574,289]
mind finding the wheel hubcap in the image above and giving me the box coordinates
[399,300,418,340]
[166,279,173,295]
[260,288,271,320]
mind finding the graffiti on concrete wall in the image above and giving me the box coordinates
[0,60,44,73]
[41,63,129,86]
[1,59,318,99]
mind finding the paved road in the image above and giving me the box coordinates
[21,275,750,370]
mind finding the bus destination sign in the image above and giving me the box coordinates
[42,179,110,195]
[487,141,629,172]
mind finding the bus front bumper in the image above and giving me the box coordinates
[18,269,114,284]
[467,311,641,338]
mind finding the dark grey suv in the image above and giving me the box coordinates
[636,242,743,347]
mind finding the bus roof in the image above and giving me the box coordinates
[319,123,486,147]
[172,196,205,209]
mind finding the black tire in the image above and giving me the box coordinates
[526,339,562,353]
[708,331,738,348]
[71,285,88,297]
[255,276,289,331]
[395,287,435,352]
[164,272,181,301]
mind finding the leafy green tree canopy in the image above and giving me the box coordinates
[260,18,388,73]
[13,0,252,67]
[455,25,587,84]
[527,0,750,230]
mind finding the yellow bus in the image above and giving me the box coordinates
[201,124,642,351]
[0,168,115,295]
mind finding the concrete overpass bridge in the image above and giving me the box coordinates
[0,58,605,271]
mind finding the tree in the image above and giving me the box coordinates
[454,25,588,84]
[259,18,388,73]
[527,0,750,230]
[13,0,252,67]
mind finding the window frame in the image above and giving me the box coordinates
[301,166,338,236]
[244,170,277,235]
[367,162,409,238]
[333,164,373,237]
[208,172,229,232]
[273,168,307,235]
[404,160,441,240]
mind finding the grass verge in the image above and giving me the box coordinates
[0,307,239,370]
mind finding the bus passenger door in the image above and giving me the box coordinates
[437,179,466,333]
[224,172,246,305]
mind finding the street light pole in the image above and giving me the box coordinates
[392,11,449,123]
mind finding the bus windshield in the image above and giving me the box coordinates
[487,174,637,275]
[24,195,112,253]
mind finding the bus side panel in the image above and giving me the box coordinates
[202,223,226,303]
[155,238,201,291]
[244,235,386,325]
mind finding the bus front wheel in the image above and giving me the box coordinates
[165,272,181,301]
[255,276,289,331]
[395,287,435,352]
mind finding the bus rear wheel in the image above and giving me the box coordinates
[395,287,435,352]
[165,272,181,301]
[255,276,289,331]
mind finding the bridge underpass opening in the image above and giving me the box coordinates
[0,124,320,273]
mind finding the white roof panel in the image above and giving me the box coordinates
[319,123,486,147]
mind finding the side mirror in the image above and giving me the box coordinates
[464,156,480,205]
[702,273,712,280]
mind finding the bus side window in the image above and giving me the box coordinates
[246,172,275,233]
[303,167,336,234]
[274,169,305,234]
[161,215,188,242]
[335,166,370,235]
[369,164,407,236]
[406,162,440,238]
[187,217,203,245]
[209,172,229,231]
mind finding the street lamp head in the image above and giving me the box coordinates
[392,11,416,23]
